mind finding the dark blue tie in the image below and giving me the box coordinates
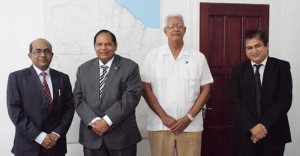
[254,64,262,119]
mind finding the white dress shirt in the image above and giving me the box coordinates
[89,57,115,127]
[32,65,60,144]
[251,56,268,84]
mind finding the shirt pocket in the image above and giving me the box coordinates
[183,65,201,104]
[152,63,169,106]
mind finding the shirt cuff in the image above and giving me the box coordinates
[103,115,113,126]
[35,132,47,144]
[89,117,102,127]
[90,117,101,124]
[52,131,61,138]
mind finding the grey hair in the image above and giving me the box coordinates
[164,13,185,27]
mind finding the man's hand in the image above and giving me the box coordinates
[250,123,268,143]
[41,133,59,149]
[90,119,109,136]
[170,116,191,135]
[160,115,177,129]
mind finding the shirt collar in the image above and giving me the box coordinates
[164,44,191,56]
[251,56,268,67]
[32,65,50,76]
[99,56,114,68]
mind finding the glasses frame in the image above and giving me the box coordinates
[165,24,186,30]
[31,49,53,55]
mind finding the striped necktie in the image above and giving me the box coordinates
[99,65,108,98]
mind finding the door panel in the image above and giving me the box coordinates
[200,3,269,156]
[209,16,224,67]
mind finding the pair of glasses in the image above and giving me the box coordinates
[32,49,52,55]
[166,24,186,29]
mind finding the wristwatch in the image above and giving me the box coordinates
[186,113,194,121]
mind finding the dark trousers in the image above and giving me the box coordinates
[236,140,285,156]
[84,142,137,156]
[39,147,65,156]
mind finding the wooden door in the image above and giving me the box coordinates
[200,3,269,156]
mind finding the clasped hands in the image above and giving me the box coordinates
[162,115,191,135]
[250,123,268,143]
[41,132,59,150]
[89,119,109,136]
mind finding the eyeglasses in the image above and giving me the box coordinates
[166,24,186,30]
[31,49,53,55]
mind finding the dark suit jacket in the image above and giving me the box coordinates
[230,57,292,146]
[73,54,142,150]
[7,66,75,156]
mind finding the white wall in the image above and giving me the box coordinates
[278,1,300,156]
[0,0,44,154]
[1,0,299,156]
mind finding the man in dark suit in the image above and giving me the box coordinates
[7,38,75,156]
[73,29,142,156]
[230,29,293,156]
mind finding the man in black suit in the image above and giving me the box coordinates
[73,29,142,156]
[230,29,293,156]
[7,38,75,156]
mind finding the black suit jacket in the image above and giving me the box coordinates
[73,54,142,150]
[7,66,75,156]
[230,57,292,146]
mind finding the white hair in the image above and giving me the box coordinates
[164,13,185,27]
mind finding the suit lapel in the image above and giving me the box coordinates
[244,61,256,96]
[100,55,120,102]
[91,59,101,101]
[240,61,257,115]
[50,69,58,108]
[261,57,273,96]
[28,66,50,110]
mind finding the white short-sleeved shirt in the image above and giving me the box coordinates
[141,44,214,132]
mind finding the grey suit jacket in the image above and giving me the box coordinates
[73,54,142,150]
[7,66,75,156]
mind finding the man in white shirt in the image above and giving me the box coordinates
[141,13,214,156]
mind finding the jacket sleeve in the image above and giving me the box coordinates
[261,61,293,129]
[7,73,41,141]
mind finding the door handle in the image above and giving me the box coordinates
[202,107,212,119]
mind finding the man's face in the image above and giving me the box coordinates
[245,37,268,64]
[28,39,53,71]
[164,16,186,42]
[94,32,117,64]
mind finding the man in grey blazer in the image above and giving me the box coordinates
[7,38,75,156]
[73,29,142,156]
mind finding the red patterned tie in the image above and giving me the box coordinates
[41,72,52,106]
